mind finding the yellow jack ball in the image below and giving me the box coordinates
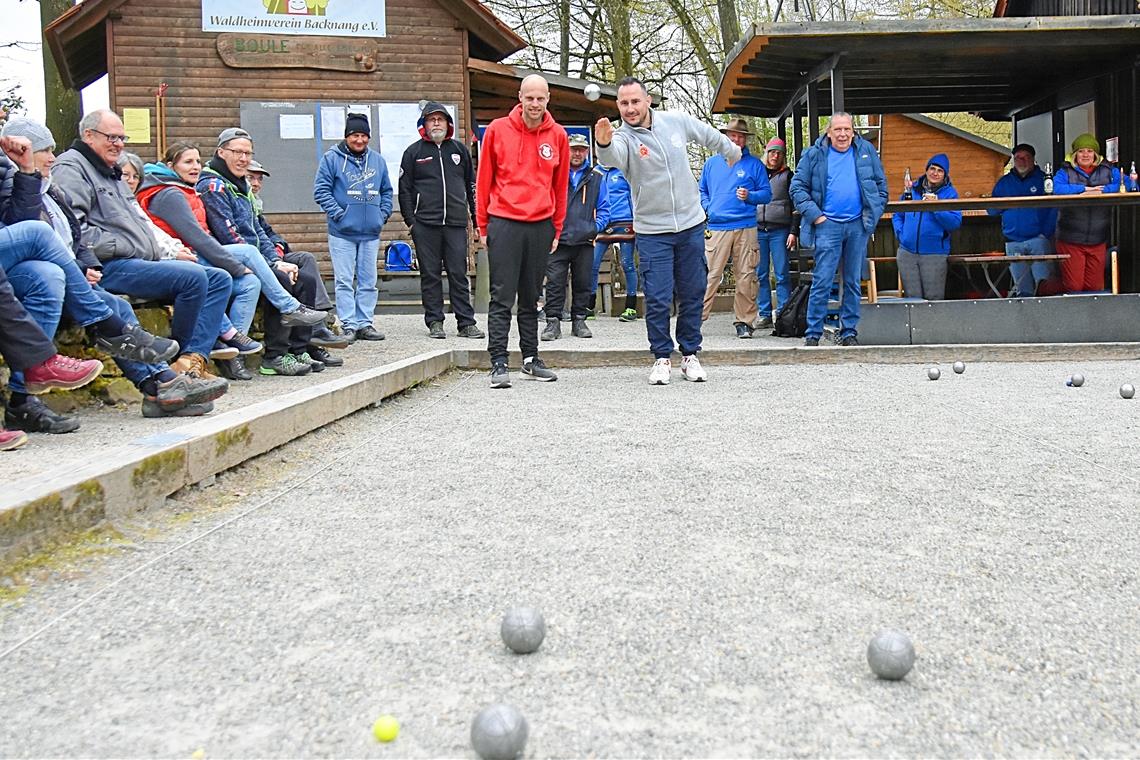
[372,715,400,742]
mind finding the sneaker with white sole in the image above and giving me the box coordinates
[521,356,557,381]
[648,358,671,385]
[681,354,707,382]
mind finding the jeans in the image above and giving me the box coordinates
[100,258,232,358]
[0,264,56,371]
[196,246,264,335]
[1005,235,1053,296]
[327,235,380,331]
[806,218,869,339]
[591,222,637,300]
[756,227,793,318]
[0,220,113,328]
[637,223,706,359]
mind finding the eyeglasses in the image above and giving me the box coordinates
[90,129,129,145]
[222,148,255,159]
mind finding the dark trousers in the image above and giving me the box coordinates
[486,216,554,365]
[544,243,593,321]
[412,224,476,328]
[0,264,55,371]
[283,250,333,311]
[263,268,314,359]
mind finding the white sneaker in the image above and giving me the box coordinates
[648,358,671,385]
[681,354,707,382]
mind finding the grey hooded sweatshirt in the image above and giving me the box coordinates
[595,110,740,235]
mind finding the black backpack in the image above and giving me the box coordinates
[772,283,810,337]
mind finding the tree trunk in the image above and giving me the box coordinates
[558,0,570,77]
[664,0,720,85]
[40,0,81,146]
[599,0,633,80]
[717,0,742,58]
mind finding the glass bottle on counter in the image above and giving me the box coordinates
[1043,162,1054,195]
[903,167,913,200]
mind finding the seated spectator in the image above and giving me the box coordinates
[987,144,1059,297]
[51,109,234,381]
[117,151,199,264]
[0,118,226,425]
[891,153,961,301]
[198,128,328,376]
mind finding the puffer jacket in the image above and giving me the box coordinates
[197,156,278,265]
[789,133,888,245]
[891,155,962,255]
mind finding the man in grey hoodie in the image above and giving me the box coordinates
[595,77,740,386]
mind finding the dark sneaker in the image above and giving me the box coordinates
[23,354,104,394]
[619,308,639,322]
[428,321,446,339]
[571,319,593,338]
[307,346,343,367]
[210,340,240,361]
[259,354,312,376]
[490,362,511,389]
[0,426,28,451]
[280,305,328,327]
[521,357,557,382]
[142,398,214,418]
[355,325,386,341]
[585,308,597,321]
[838,335,860,347]
[560,311,572,322]
[310,325,352,348]
[541,320,561,341]
[735,322,753,339]
[458,324,485,339]
[216,357,254,381]
[94,323,179,364]
[152,372,229,410]
[4,397,80,434]
[804,337,820,347]
[754,315,774,330]
[222,331,263,355]
[294,351,325,372]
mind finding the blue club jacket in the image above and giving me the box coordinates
[699,147,771,231]
[597,166,632,224]
[987,167,1058,242]
[790,133,888,246]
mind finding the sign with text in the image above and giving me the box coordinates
[203,0,385,38]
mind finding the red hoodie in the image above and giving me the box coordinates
[475,104,570,239]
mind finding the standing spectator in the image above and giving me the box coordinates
[987,144,1059,297]
[754,137,797,330]
[789,112,888,347]
[595,77,741,384]
[698,117,771,339]
[591,163,638,322]
[475,74,569,388]
[541,133,609,342]
[891,153,961,301]
[1052,133,1137,293]
[398,101,484,341]
[313,113,392,341]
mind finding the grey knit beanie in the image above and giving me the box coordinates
[1,117,57,152]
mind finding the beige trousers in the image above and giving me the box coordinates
[702,227,759,323]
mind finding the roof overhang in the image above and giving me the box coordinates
[713,15,1140,121]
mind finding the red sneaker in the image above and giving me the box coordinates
[23,354,105,394]
[0,427,28,451]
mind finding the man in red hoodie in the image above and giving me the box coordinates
[476,74,570,388]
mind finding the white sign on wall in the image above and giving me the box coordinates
[202,0,385,38]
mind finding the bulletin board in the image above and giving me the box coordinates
[238,100,457,214]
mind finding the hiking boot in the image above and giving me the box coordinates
[209,340,240,361]
[222,331,263,355]
[541,320,561,341]
[648,358,671,385]
[355,325,385,341]
[838,335,860,347]
[734,322,753,339]
[259,354,312,376]
[458,324,485,339]
[141,399,214,418]
[571,319,592,338]
[619,308,639,322]
[310,325,352,348]
[521,357,557,382]
[754,315,774,330]
[94,323,179,364]
[23,354,104,394]
[294,351,325,372]
[5,397,80,434]
[152,372,229,410]
[803,337,820,347]
[0,426,28,451]
[681,354,707,382]
[216,357,253,381]
[170,353,222,381]
[280,305,328,327]
[490,362,511,389]
[428,321,446,339]
[307,346,343,367]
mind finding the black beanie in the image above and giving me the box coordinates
[345,113,371,138]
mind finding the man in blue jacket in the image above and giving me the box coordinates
[699,118,771,338]
[790,112,887,347]
[313,113,393,341]
[987,144,1058,297]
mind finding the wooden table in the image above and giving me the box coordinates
[887,192,1140,213]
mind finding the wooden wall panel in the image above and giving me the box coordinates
[879,114,1009,200]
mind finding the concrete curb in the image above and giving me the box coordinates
[0,350,452,565]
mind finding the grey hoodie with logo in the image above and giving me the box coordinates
[596,110,740,235]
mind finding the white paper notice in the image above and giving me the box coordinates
[279,114,314,140]
[349,105,372,121]
[320,107,346,141]
[378,103,455,190]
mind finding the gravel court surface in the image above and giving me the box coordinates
[1,360,1139,757]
